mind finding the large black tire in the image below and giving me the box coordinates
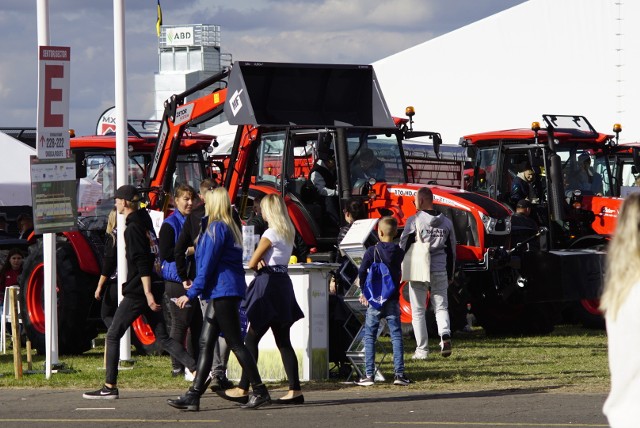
[19,241,99,355]
[465,271,557,336]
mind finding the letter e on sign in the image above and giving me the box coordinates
[45,65,64,127]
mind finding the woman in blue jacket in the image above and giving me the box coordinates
[167,187,270,411]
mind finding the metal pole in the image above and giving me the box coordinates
[37,0,59,380]
[114,0,131,361]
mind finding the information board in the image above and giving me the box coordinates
[30,156,77,234]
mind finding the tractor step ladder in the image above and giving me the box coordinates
[343,283,389,382]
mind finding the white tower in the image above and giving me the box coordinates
[155,24,232,130]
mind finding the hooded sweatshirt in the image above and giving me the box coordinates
[399,210,456,280]
[122,208,161,298]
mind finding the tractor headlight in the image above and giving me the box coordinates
[479,212,511,235]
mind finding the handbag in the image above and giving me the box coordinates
[362,245,396,310]
[401,213,431,283]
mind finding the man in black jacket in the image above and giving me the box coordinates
[84,185,198,400]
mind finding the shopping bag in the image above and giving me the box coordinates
[401,215,431,283]
[363,246,396,309]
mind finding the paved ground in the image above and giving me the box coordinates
[0,387,609,428]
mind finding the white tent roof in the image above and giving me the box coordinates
[374,0,640,145]
[0,132,35,206]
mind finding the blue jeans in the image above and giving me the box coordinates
[363,299,404,378]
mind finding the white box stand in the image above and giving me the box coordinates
[226,263,336,381]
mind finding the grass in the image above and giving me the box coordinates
[0,324,609,393]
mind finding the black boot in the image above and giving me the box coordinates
[240,384,271,410]
[167,387,201,411]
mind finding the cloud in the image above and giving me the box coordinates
[0,0,526,136]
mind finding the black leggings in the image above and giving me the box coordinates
[239,322,301,391]
[192,297,264,393]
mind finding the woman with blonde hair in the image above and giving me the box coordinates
[168,187,270,411]
[94,208,118,328]
[219,193,305,405]
[600,192,640,427]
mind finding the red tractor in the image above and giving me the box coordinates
[20,62,519,356]
[19,120,218,355]
[460,115,623,331]
[154,61,518,334]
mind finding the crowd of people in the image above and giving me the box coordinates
[84,183,306,411]
[78,173,463,410]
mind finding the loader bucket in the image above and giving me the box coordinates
[224,61,394,128]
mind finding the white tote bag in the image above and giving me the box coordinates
[401,214,431,283]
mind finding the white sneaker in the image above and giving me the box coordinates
[412,350,428,360]
[184,368,195,382]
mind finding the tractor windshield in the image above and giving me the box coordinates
[77,150,207,230]
[347,129,408,185]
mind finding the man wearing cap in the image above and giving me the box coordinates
[84,184,197,400]
[510,161,538,208]
[511,199,539,250]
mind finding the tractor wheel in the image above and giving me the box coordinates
[466,272,557,336]
[130,315,165,356]
[470,295,557,336]
[19,241,99,355]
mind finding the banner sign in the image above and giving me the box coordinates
[166,26,194,46]
[37,46,71,159]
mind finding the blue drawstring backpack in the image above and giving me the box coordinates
[363,245,396,310]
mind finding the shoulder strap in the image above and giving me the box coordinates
[414,212,425,243]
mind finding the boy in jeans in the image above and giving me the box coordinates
[356,217,411,386]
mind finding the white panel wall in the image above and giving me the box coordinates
[374,0,640,144]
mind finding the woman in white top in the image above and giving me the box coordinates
[219,194,305,405]
[600,192,640,428]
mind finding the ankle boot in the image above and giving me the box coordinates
[241,384,271,410]
[167,387,200,411]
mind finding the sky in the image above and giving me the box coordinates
[0,0,526,137]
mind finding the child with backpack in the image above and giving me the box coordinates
[356,216,411,386]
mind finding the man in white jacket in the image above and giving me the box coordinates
[399,187,456,360]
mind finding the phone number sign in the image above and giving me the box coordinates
[37,46,71,159]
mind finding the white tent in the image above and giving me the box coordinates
[374,0,640,145]
[0,132,35,206]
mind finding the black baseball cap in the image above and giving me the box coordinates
[114,185,140,202]
[516,199,532,209]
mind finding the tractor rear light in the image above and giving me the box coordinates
[531,122,540,132]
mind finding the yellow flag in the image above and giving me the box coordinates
[156,0,163,37]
